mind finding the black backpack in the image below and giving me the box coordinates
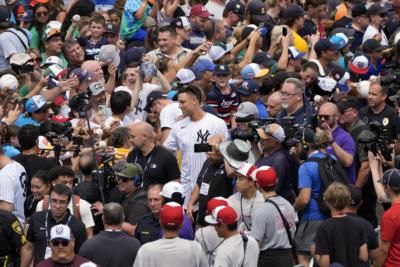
[305,153,349,216]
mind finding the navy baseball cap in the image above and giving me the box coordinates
[145,91,167,112]
[237,80,259,96]
[378,168,400,188]
[314,39,336,55]
[214,64,230,75]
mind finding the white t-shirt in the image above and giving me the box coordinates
[36,197,95,229]
[213,234,259,267]
[0,161,27,224]
[133,237,208,267]
[228,191,265,233]
[164,112,229,207]
[104,114,135,129]
[195,225,224,266]
[160,102,183,130]
[362,25,388,45]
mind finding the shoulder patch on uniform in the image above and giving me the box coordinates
[12,220,22,235]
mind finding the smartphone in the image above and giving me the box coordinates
[282,27,288,37]
[194,143,212,153]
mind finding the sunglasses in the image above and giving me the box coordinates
[318,114,334,120]
[117,176,130,183]
[36,11,48,17]
[51,239,69,247]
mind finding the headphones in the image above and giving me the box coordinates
[131,163,144,187]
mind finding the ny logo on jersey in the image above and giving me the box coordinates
[135,99,143,115]
[197,129,210,143]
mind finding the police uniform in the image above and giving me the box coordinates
[134,213,161,244]
[0,210,27,267]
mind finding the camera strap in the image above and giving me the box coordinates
[6,29,28,50]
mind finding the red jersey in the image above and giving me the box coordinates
[381,201,400,267]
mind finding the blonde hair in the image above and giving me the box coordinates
[314,130,330,149]
[323,182,350,211]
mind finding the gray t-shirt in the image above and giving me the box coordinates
[195,226,224,266]
[213,234,259,267]
[0,28,29,72]
[250,195,297,251]
[133,237,208,267]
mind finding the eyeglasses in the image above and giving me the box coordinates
[318,114,335,120]
[51,239,70,247]
[36,11,48,17]
[380,13,387,18]
[280,91,301,97]
[117,176,130,183]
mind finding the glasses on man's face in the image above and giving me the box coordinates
[280,91,301,97]
[51,239,69,247]
[318,114,334,120]
[36,11,48,17]
[117,176,130,183]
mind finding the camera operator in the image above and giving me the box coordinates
[255,123,298,203]
[276,78,315,127]
[359,79,399,142]
[318,102,356,183]
[337,96,379,227]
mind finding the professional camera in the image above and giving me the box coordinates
[40,120,73,143]
[358,121,392,161]
[68,90,92,118]
[92,153,117,190]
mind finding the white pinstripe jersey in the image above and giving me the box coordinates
[164,113,229,207]
[0,160,27,224]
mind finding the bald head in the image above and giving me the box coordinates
[319,102,339,116]
[129,121,155,150]
[130,121,154,137]
[267,91,283,117]
[103,202,124,226]
[81,60,104,81]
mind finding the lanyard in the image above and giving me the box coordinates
[134,151,154,174]
[240,195,256,231]
[45,211,72,241]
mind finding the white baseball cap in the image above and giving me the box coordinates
[42,56,63,68]
[0,74,19,91]
[98,44,120,67]
[176,68,196,84]
[89,82,106,96]
[50,224,73,241]
[160,181,184,198]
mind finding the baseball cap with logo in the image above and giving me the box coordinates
[190,4,213,18]
[240,63,269,80]
[330,27,355,41]
[331,66,350,92]
[251,165,278,188]
[209,45,227,62]
[237,80,259,96]
[317,77,337,96]
[314,39,336,56]
[41,56,63,68]
[288,46,305,60]
[160,181,184,198]
[348,53,369,75]
[160,202,184,226]
[70,68,95,82]
[25,95,47,113]
[378,168,400,188]
[256,123,286,142]
[207,197,228,215]
[43,27,62,42]
[114,162,143,179]
[43,64,66,78]
[367,3,388,16]
[50,224,73,241]
[104,23,118,35]
[176,68,196,84]
[214,64,230,75]
[205,205,238,225]
[171,16,191,31]
[224,0,245,19]
[247,0,268,22]
[330,33,349,50]
[145,91,167,112]
[252,52,276,68]
[0,5,11,23]
[98,44,120,67]
[140,62,158,77]
[352,3,367,17]
[89,82,106,96]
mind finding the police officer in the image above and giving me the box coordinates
[0,209,27,267]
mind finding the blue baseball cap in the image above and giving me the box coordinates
[192,59,215,79]
[25,95,47,113]
[237,80,259,96]
[329,33,349,50]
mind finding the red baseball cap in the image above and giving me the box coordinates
[160,202,184,226]
[251,166,278,188]
[206,197,228,215]
[190,4,213,18]
[205,205,238,225]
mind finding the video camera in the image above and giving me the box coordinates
[68,90,92,118]
[358,121,392,161]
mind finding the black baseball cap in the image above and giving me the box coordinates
[214,64,230,75]
[330,27,356,41]
[348,184,362,206]
[247,0,268,22]
[314,39,336,55]
[224,0,245,19]
[336,96,361,113]
[281,4,304,22]
[362,39,388,53]
[145,91,167,112]
[293,127,316,144]
[367,3,388,16]
[104,23,118,35]
[252,52,276,68]
[352,3,367,17]
[0,5,11,23]
[378,168,400,188]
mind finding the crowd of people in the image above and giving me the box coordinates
[2,0,400,266]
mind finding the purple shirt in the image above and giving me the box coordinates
[326,126,356,184]
[160,214,194,240]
